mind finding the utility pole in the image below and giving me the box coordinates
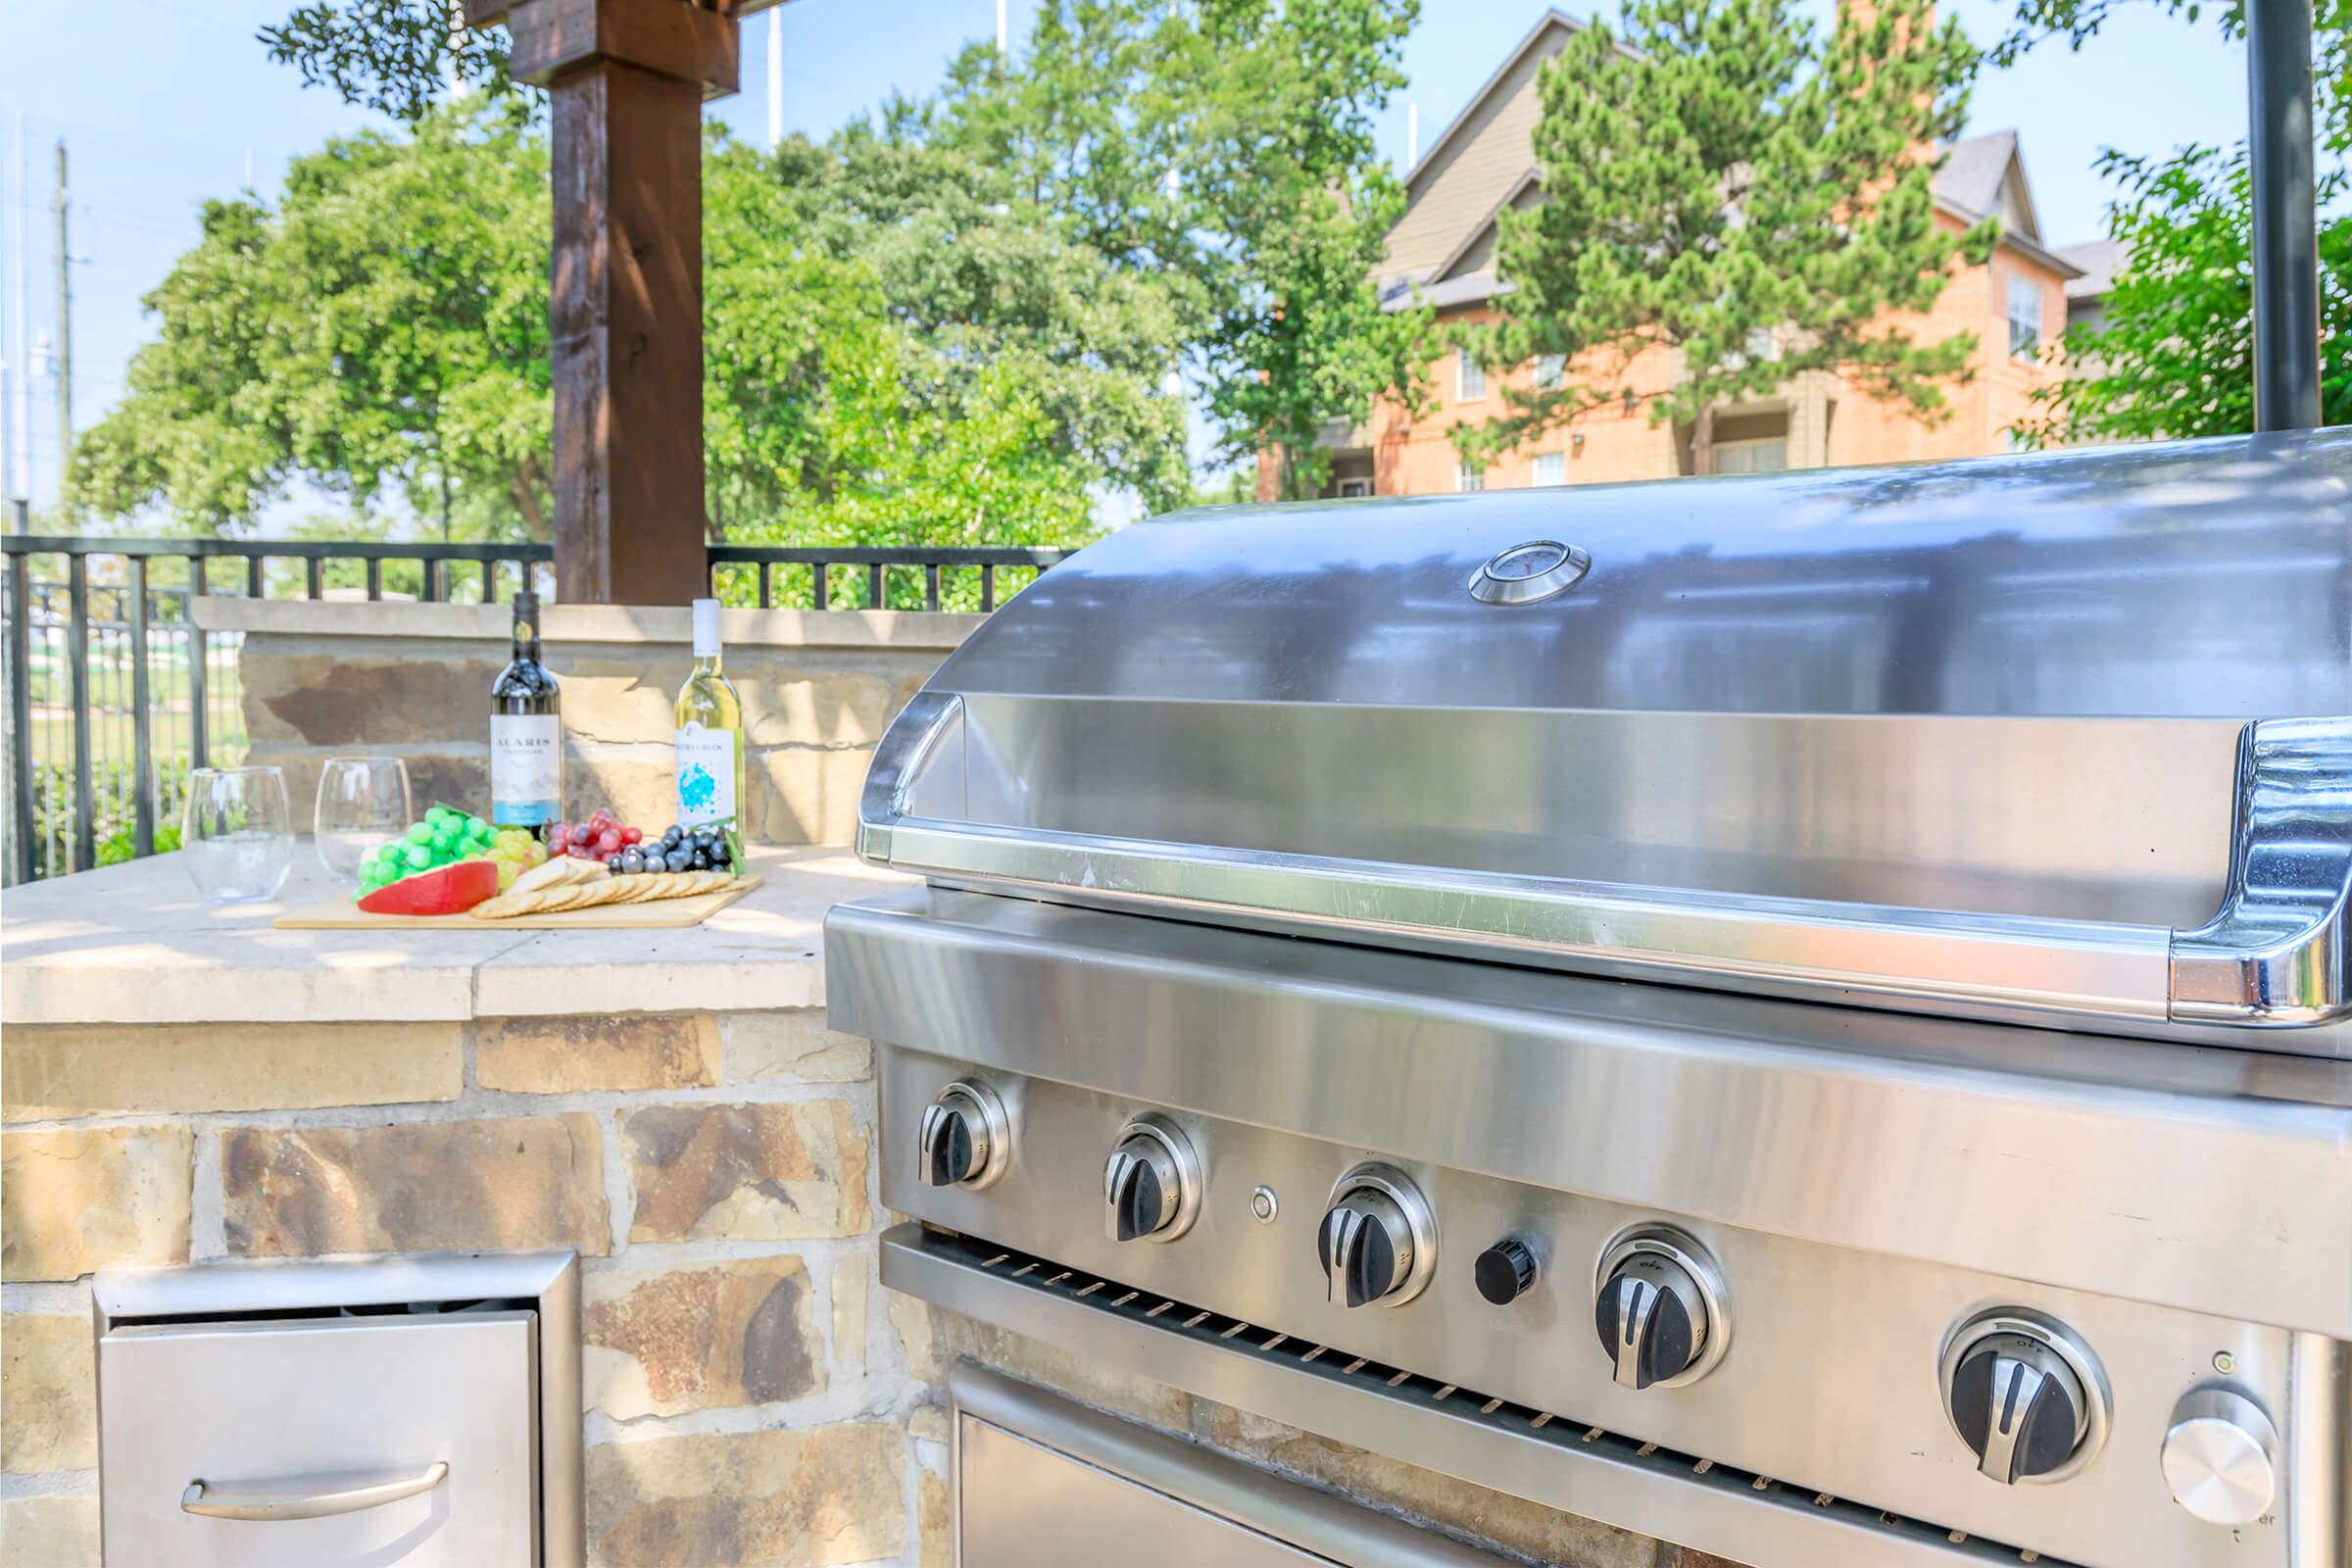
[1406,103,1420,170]
[767,10,783,150]
[11,112,28,531]
[997,0,1008,54]
[52,139,70,489]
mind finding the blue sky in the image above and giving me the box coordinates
[1,0,2251,520]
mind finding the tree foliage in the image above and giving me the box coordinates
[1454,0,1995,470]
[90,0,1419,536]
[261,0,513,122]
[70,101,552,538]
[896,0,1426,497]
[2008,0,2351,442]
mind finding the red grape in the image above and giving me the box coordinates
[619,825,642,846]
[597,829,622,856]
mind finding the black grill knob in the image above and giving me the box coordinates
[1104,1134,1180,1241]
[1593,1252,1709,1390]
[1949,1334,2090,1485]
[1474,1239,1539,1305]
[1318,1191,1413,1308]
[917,1081,1007,1190]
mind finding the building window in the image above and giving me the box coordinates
[1456,349,1487,402]
[1534,354,1565,391]
[1714,438,1788,475]
[1456,464,1486,493]
[1532,452,1566,487]
[1336,477,1373,498]
[2006,273,2043,361]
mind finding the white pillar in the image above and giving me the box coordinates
[997,0,1009,54]
[767,11,784,150]
[1406,103,1420,169]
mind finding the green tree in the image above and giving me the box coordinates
[261,0,511,122]
[69,99,552,539]
[703,126,1185,545]
[69,106,1185,551]
[2005,0,2351,441]
[919,0,1427,498]
[1455,0,1995,473]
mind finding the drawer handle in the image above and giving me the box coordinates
[180,1461,450,1522]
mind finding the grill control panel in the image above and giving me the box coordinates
[886,1048,2302,1568]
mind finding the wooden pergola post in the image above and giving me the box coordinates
[466,0,754,605]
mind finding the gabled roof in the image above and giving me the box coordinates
[1402,9,1586,200]
[1387,30,2082,307]
[1933,130,2055,250]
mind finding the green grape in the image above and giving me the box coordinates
[405,822,432,845]
[465,815,489,838]
[403,843,433,869]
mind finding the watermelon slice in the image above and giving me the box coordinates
[358,858,501,916]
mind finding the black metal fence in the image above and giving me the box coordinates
[1,536,1070,884]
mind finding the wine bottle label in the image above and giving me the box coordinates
[674,722,739,827]
[491,714,563,825]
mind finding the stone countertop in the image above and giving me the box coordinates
[0,845,914,1026]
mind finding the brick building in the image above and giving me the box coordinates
[1299,10,2117,499]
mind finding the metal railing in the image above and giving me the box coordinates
[1,536,1072,884]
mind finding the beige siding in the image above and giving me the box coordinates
[1384,18,1574,281]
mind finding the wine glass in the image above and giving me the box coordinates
[181,766,295,904]
[315,757,414,880]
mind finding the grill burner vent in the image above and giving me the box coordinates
[913,1226,2076,1568]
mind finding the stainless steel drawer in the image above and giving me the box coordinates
[953,1362,1508,1568]
[99,1310,539,1567]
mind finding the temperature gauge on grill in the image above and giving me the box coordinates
[1469,540,1592,605]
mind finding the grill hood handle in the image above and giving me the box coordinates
[860,698,2351,1032]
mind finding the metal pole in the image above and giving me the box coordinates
[2247,0,2321,430]
[52,141,70,473]
[7,553,32,882]
[65,550,91,869]
[127,555,153,856]
[768,11,784,150]
[12,113,28,520]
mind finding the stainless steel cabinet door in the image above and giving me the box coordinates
[99,1311,539,1567]
[959,1418,1332,1568]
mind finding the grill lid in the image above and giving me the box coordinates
[859,431,2352,1044]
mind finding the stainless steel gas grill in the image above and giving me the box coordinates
[829,430,2352,1568]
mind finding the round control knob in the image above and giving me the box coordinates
[2162,1388,2278,1525]
[1949,1334,2088,1485]
[916,1080,1008,1190]
[1102,1116,1199,1244]
[1315,1165,1436,1309]
[1592,1229,1729,1390]
[1474,1239,1540,1305]
[1936,1312,2108,1487]
[1595,1253,1707,1389]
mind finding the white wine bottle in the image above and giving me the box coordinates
[673,598,745,831]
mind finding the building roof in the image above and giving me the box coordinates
[1384,24,2084,311]
[1933,131,2029,231]
[2055,237,2129,299]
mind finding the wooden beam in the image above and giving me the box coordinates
[547,52,711,606]
[509,0,740,98]
[472,0,737,606]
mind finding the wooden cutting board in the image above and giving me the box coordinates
[273,874,764,931]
